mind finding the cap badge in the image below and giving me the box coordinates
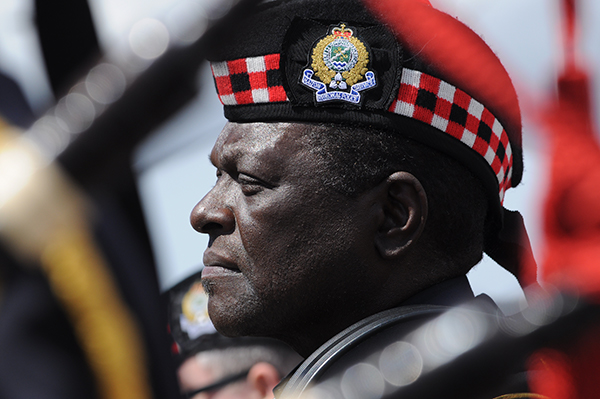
[179,281,216,339]
[302,24,376,104]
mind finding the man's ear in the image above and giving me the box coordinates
[246,362,282,399]
[374,171,428,259]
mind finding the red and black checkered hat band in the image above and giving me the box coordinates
[211,55,513,202]
[389,69,513,201]
[211,54,288,105]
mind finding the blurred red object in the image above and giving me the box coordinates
[528,0,600,396]
[537,67,600,299]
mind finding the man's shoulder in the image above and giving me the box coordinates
[275,303,446,398]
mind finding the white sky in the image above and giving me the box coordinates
[1,0,599,313]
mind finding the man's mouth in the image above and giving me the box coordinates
[202,250,240,278]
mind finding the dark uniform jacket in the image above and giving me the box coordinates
[274,276,531,399]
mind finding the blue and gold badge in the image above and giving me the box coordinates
[302,23,376,104]
[179,281,216,339]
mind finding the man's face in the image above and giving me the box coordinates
[190,122,385,347]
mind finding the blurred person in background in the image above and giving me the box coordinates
[169,272,301,399]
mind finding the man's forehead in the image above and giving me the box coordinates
[210,122,309,164]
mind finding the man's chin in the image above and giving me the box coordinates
[208,311,265,338]
[205,294,266,337]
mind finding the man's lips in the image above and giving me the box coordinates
[202,250,240,278]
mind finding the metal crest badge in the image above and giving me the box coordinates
[302,23,376,104]
[179,281,216,339]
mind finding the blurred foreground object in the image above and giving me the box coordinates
[0,119,152,398]
[525,0,600,397]
[533,1,600,299]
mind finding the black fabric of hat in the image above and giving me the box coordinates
[206,0,534,280]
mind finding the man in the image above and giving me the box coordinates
[169,272,301,399]
[190,0,532,395]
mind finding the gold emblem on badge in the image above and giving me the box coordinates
[181,282,210,324]
[301,23,376,104]
[311,24,370,88]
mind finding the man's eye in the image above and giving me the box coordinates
[237,174,264,195]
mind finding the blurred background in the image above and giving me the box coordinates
[0,0,599,398]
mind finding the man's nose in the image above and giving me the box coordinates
[190,193,235,236]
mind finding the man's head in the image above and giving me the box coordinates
[178,344,300,399]
[191,0,523,355]
[193,121,405,353]
[191,120,488,355]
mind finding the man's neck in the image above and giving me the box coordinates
[281,276,475,357]
[400,275,474,307]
